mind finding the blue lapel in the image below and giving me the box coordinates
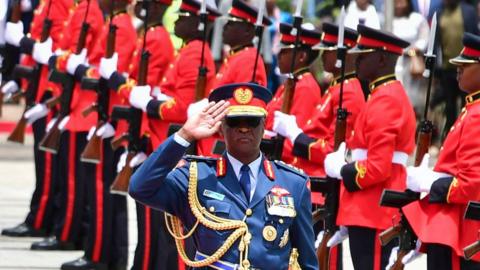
[249,158,275,209]
[217,155,249,209]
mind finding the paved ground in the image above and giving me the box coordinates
[0,103,427,270]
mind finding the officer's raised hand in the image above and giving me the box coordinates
[178,100,230,143]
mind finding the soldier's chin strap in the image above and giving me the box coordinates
[165,161,251,269]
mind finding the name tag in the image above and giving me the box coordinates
[203,189,225,201]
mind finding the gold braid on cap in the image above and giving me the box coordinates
[165,161,252,269]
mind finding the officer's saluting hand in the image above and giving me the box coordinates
[129,82,318,270]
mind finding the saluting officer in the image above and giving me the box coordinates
[324,24,416,269]
[400,33,480,270]
[129,82,318,270]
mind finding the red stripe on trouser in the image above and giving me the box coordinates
[61,133,76,241]
[34,114,53,230]
[452,252,460,270]
[142,207,151,270]
[373,231,381,270]
[329,245,338,270]
[92,155,104,262]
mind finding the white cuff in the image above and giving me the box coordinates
[174,132,191,148]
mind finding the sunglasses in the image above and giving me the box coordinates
[225,117,262,128]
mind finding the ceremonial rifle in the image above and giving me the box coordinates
[39,0,92,153]
[379,13,438,270]
[80,0,117,163]
[316,7,349,269]
[267,0,303,160]
[464,201,480,260]
[250,0,265,84]
[110,0,150,194]
[7,0,54,144]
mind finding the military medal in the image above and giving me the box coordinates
[266,186,296,217]
[262,225,277,242]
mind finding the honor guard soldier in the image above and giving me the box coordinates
[129,82,318,270]
[99,1,180,269]
[29,0,104,251]
[400,33,480,270]
[195,0,272,157]
[57,0,137,269]
[1,0,73,237]
[264,22,322,163]
[324,24,416,270]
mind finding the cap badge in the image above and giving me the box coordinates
[233,87,253,104]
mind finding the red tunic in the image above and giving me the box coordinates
[147,40,216,149]
[264,72,322,164]
[197,46,268,156]
[403,93,480,262]
[337,79,416,230]
[54,0,104,132]
[83,12,137,137]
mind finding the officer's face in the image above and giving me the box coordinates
[223,20,254,47]
[277,48,308,74]
[174,13,200,40]
[457,63,480,92]
[356,51,380,81]
[220,116,264,158]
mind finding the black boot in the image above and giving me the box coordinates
[61,257,108,270]
[1,223,47,237]
[31,236,79,250]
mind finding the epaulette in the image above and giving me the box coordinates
[184,155,218,164]
[273,160,307,178]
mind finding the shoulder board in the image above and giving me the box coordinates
[184,155,218,164]
[273,160,307,178]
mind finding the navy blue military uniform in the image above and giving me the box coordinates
[129,83,318,270]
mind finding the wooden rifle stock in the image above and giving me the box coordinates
[195,67,207,101]
[7,116,28,144]
[281,78,296,113]
[39,117,63,153]
[76,22,90,55]
[111,133,128,150]
[82,103,98,117]
[10,0,22,23]
[110,152,135,195]
[388,249,407,270]
[464,241,480,260]
[316,230,334,270]
[81,121,104,163]
[414,120,433,166]
[379,223,402,246]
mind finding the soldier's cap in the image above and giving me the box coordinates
[349,24,409,55]
[226,0,272,27]
[278,23,322,50]
[450,33,480,65]
[313,22,358,51]
[208,83,273,118]
[178,0,221,21]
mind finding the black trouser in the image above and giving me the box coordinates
[83,141,128,267]
[24,115,57,233]
[131,203,180,270]
[427,244,480,270]
[53,131,88,245]
[347,226,398,270]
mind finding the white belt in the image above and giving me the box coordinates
[351,148,408,167]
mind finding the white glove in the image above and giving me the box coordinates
[24,103,48,124]
[96,123,115,139]
[386,240,422,269]
[406,154,452,193]
[99,53,118,79]
[129,85,152,111]
[117,150,128,173]
[156,92,171,102]
[129,152,147,168]
[187,98,208,118]
[1,80,19,94]
[273,111,303,142]
[324,142,347,179]
[5,21,25,47]
[86,126,96,141]
[58,116,70,131]
[32,38,53,65]
[314,226,349,249]
[46,117,57,132]
[21,0,32,11]
[66,49,87,75]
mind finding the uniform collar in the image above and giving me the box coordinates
[230,44,253,55]
[466,90,480,105]
[330,72,357,87]
[293,67,310,78]
[226,152,262,181]
[369,73,396,92]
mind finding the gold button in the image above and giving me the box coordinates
[307,119,312,125]
[209,206,215,212]
[279,218,284,224]
[246,209,252,216]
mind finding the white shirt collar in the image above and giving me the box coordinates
[226,152,262,180]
